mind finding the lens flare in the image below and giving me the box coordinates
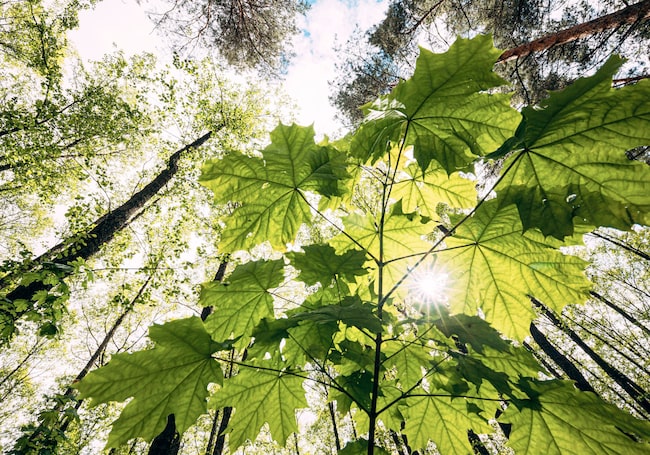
[408,266,449,305]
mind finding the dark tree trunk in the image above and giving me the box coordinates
[147,415,181,455]
[529,322,596,393]
[497,0,650,63]
[1,132,212,338]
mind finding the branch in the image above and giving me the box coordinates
[497,0,650,63]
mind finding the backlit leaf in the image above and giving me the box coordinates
[501,380,650,454]
[439,201,591,339]
[211,367,307,450]
[401,394,492,453]
[352,36,520,173]
[200,259,284,347]
[74,317,222,447]
[200,123,349,251]
[497,56,650,238]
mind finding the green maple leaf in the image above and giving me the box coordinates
[74,317,223,447]
[352,35,520,173]
[286,244,368,286]
[210,366,307,450]
[284,320,338,366]
[393,161,477,217]
[199,123,349,251]
[501,380,650,454]
[200,259,284,347]
[330,202,433,294]
[496,56,650,239]
[292,295,381,332]
[400,394,492,453]
[383,339,435,390]
[439,201,591,339]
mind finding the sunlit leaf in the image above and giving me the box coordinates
[497,56,650,238]
[74,317,223,447]
[211,367,307,450]
[352,36,520,173]
[439,201,591,339]
[200,259,284,347]
[200,123,349,251]
[501,380,650,454]
[393,161,476,217]
[401,394,492,453]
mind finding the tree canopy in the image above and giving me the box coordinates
[1,1,649,455]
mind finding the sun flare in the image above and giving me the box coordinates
[408,266,449,305]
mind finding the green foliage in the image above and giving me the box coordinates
[77,36,650,454]
[74,317,224,447]
[210,366,307,449]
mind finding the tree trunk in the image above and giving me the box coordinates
[1,132,213,339]
[497,0,650,63]
[529,322,595,393]
[590,291,650,337]
[147,415,181,455]
[533,298,650,414]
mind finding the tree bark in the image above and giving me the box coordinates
[1,132,213,338]
[497,0,650,63]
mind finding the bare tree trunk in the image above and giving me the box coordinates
[1,132,213,340]
[498,0,650,63]
[529,322,595,393]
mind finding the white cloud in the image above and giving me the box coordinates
[68,0,160,62]
[284,0,387,138]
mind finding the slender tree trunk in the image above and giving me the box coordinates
[13,277,152,452]
[497,0,650,63]
[533,298,650,414]
[328,401,341,452]
[589,231,650,261]
[529,322,596,393]
[590,291,650,337]
[151,260,228,455]
[1,132,213,339]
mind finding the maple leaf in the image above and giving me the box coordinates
[496,56,650,239]
[200,123,349,251]
[200,259,284,348]
[393,161,477,217]
[352,35,520,173]
[400,393,492,454]
[439,201,591,339]
[330,201,433,294]
[210,366,307,450]
[286,244,368,286]
[74,317,223,447]
[501,380,650,454]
